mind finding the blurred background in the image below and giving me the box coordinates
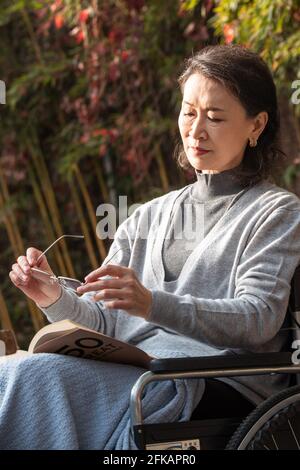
[0,0,299,347]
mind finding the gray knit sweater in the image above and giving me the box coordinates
[163,168,245,280]
[40,175,300,404]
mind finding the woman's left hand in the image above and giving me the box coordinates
[76,264,153,320]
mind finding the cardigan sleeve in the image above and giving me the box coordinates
[38,210,138,334]
[147,207,300,350]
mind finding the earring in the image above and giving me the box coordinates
[249,138,257,148]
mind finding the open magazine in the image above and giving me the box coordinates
[25,319,154,369]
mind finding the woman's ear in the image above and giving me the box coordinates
[249,111,269,142]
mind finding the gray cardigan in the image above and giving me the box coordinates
[40,179,300,404]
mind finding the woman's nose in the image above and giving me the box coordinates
[189,117,207,139]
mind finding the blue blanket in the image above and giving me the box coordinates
[0,353,205,449]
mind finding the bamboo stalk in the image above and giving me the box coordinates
[20,7,44,65]
[29,149,69,275]
[73,164,107,261]
[154,145,170,192]
[0,190,45,331]
[27,138,76,278]
[35,157,76,277]
[0,289,13,330]
[92,159,110,203]
[26,300,44,332]
[0,170,23,254]
[28,165,66,275]
[69,179,99,270]
[91,0,101,38]
[0,192,19,253]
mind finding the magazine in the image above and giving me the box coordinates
[26,319,154,368]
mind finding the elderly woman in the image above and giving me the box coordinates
[4,44,300,449]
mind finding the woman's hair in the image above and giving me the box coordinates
[175,44,285,186]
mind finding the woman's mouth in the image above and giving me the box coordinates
[189,147,211,156]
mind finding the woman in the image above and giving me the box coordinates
[4,44,300,449]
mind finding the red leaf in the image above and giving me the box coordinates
[93,129,110,137]
[108,29,124,44]
[79,9,90,24]
[75,30,85,44]
[121,50,130,63]
[54,13,64,30]
[223,23,235,44]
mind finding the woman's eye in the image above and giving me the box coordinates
[183,113,194,117]
[208,117,222,122]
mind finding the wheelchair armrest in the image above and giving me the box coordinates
[149,352,293,373]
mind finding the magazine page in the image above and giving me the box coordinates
[30,324,153,369]
[28,320,78,351]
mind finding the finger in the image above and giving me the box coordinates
[26,247,43,267]
[76,278,124,294]
[9,271,22,287]
[17,255,31,275]
[93,288,128,301]
[84,264,130,282]
[12,263,30,284]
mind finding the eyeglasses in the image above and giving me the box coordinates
[30,234,130,292]
[30,235,85,291]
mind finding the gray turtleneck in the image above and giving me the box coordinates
[163,169,245,281]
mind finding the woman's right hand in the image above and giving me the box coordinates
[9,247,62,308]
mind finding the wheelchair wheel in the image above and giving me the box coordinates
[226,385,300,450]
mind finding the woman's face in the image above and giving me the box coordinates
[178,73,267,173]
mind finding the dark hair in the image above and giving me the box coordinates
[175,44,285,186]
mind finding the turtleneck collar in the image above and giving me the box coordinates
[191,167,246,201]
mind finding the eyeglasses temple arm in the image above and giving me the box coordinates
[102,247,131,266]
[36,235,84,265]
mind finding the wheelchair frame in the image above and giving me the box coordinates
[130,266,300,450]
[130,354,300,449]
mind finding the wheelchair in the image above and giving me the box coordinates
[130,266,300,450]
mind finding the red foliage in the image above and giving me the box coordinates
[31,0,208,186]
[54,13,64,30]
[108,29,124,44]
[75,29,85,44]
[92,128,120,142]
[93,129,110,137]
[79,9,90,24]
[223,23,235,44]
[120,50,130,63]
